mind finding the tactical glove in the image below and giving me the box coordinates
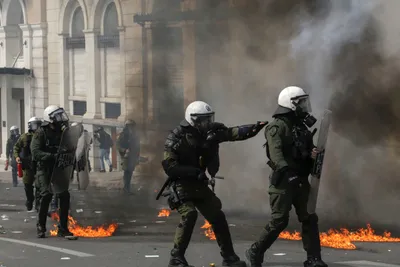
[238,121,268,139]
[197,171,209,183]
[282,167,301,187]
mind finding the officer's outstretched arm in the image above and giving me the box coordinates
[224,121,268,142]
[13,135,23,159]
[266,125,289,171]
[161,132,200,179]
[30,130,54,162]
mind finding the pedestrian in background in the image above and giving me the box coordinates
[94,127,113,172]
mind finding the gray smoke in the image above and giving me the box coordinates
[188,0,400,229]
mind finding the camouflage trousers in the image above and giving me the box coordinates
[171,184,236,257]
[250,178,322,258]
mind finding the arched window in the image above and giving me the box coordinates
[71,7,84,37]
[103,3,118,36]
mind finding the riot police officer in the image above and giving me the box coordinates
[31,105,74,238]
[6,125,20,187]
[14,117,42,211]
[162,100,267,267]
[245,86,328,267]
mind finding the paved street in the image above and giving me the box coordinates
[0,177,399,267]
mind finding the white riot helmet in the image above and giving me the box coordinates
[277,86,312,113]
[28,117,42,132]
[276,86,316,127]
[71,122,79,127]
[185,101,215,131]
[9,125,19,136]
[43,105,69,127]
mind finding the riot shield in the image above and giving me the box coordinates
[50,126,82,194]
[307,109,332,214]
[76,131,90,190]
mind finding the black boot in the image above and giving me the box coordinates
[245,243,264,267]
[36,224,46,238]
[304,257,328,267]
[24,184,34,211]
[57,226,74,237]
[221,252,247,267]
[168,248,193,267]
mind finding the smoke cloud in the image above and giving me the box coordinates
[183,0,400,229]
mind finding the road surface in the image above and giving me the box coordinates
[0,182,399,267]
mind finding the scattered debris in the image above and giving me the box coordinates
[8,205,15,207]
[228,224,236,227]
[27,210,35,213]
[6,188,9,190]
[129,220,137,223]
[11,231,22,234]
[1,215,9,221]
[155,221,165,224]
[143,226,147,229]
[94,211,102,214]
[0,225,6,234]
[388,249,392,252]
[30,216,36,219]
[210,263,216,267]
[60,257,70,260]
[24,219,29,223]
[76,209,83,213]
[0,204,9,207]
[273,253,286,256]
[117,222,124,225]
[145,255,159,258]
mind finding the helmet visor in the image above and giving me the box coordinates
[191,113,215,131]
[29,121,42,131]
[50,109,69,123]
[293,95,312,113]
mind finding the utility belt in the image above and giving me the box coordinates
[161,181,183,210]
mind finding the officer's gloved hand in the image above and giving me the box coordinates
[197,171,209,183]
[239,121,268,139]
[282,168,301,187]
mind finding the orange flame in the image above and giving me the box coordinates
[49,212,118,237]
[201,220,216,240]
[279,224,400,250]
[158,209,171,217]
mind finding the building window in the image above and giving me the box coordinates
[105,103,121,119]
[66,7,85,49]
[73,101,87,116]
[98,3,119,48]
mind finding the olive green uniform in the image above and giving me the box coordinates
[13,132,39,210]
[31,125,72,236]
[162,120,265,267]
[6,135,19,186]
[246,115,322,266]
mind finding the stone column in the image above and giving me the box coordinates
[30,23,48,117]
[182,0,197,107]
[83,30,101,119]
[117,26,126,122]
[59,33,70,113]
[1,76,19,159]
[182,23,197,107]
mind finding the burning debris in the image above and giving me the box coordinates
[201,220,216,240]
[158,209,171,217]
[50,213,118,237]
[279,224,400,250]
[200,220,400,250]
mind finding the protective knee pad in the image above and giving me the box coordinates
[179,210,198,228]
[269,216,289,232]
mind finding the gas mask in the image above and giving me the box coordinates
[49,109,69,130]
[293,97,317,128]
[191,114,215,135]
